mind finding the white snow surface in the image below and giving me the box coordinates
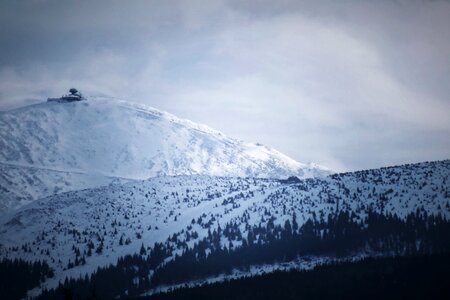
[0,160,448,297]
[0,97,330,211]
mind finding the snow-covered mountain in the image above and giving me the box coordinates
[0,160,448,298]
[0,96,330,211]
[3,94,447,299]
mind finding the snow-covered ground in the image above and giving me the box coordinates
[1,96,448,298]
[142,255,335,297]
[0,160,448,297]
[0,97,330,211]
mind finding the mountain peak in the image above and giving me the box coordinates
[0,95,330,211]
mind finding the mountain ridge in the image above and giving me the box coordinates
[0,159,448,298]
[0,96,330,211]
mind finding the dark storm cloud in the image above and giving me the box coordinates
[1,0,449,171]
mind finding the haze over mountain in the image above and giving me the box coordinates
[0,96,330,211]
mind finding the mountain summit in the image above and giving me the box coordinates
[0,96,330,210]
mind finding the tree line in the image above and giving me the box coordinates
[0,258,53,300]
[37,209,449,299]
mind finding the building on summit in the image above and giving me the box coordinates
[47,88,86,103]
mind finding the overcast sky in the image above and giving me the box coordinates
[1,0,449,172]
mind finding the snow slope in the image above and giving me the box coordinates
[0,97,330,211]
[0,160,448,295]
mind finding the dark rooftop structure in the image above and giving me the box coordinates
[47,88,86,103]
